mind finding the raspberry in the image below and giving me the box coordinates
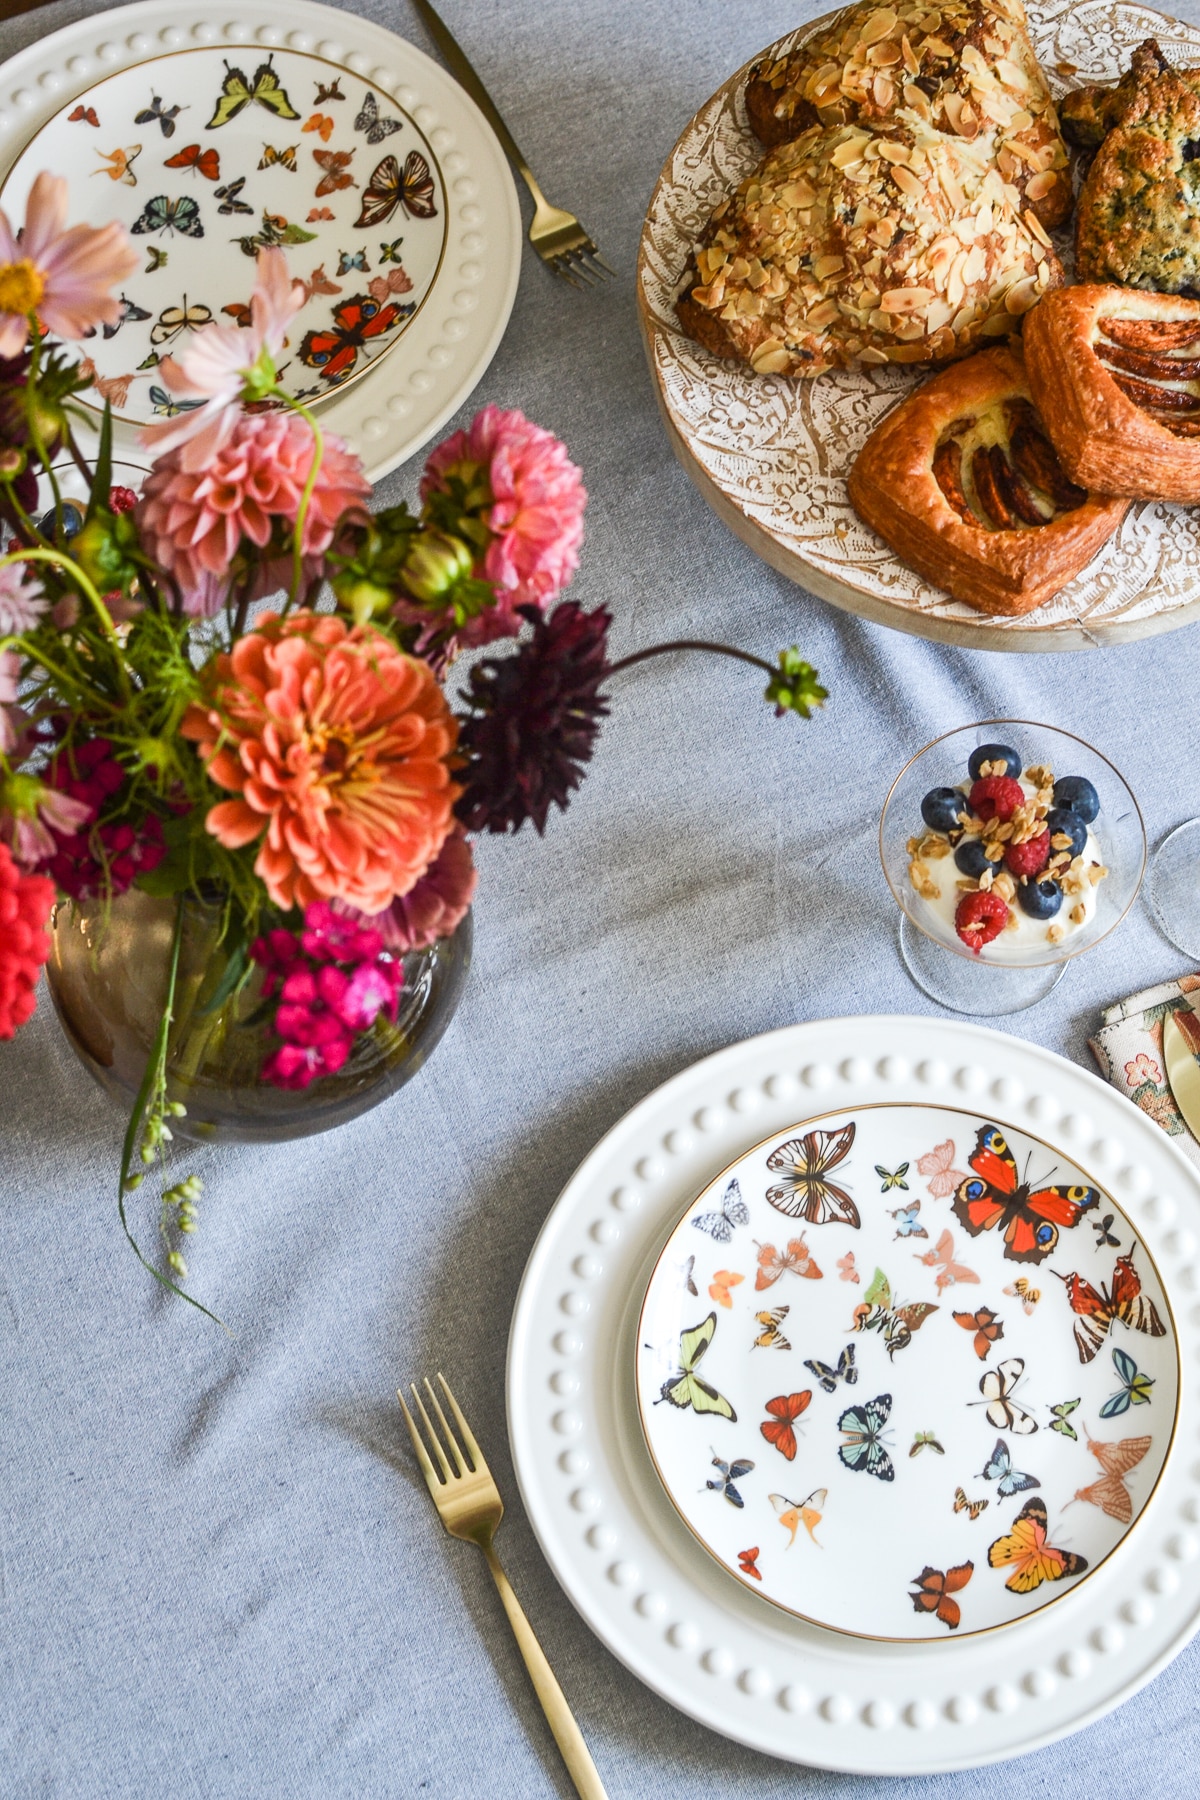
[969,775,1024,823]
[1004,830,1050,881]
[955,889,1009,953]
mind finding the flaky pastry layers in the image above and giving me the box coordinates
[1023,286,1200,501]
[847,344,1129,613]
[677,0,1068,377]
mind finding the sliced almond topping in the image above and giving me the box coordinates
[1023,209,1052,248]
[882,285,936,312]
[892,163,926,198]
[1024,170,1058,203]
[873,73,896,108]
[859,7,900,46]
[814,253,846,279]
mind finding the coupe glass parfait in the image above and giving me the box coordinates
[880,721,1145,1014]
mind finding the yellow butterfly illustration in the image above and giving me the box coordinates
[259,144,298,171]
[753,1306,790,1351]
[150,298,213,346]
[952,1486,988,1521]
[207,57,299,129]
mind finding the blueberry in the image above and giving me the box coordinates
[1046,807,1088,858]
[921,786,964,832]
[968,742,1021,781]
[954,838,993,878]
[1052,775,1100,823]
[35,501,83,540]
[1018,878,1063,920]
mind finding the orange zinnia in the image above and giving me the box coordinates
[183,611,458,915]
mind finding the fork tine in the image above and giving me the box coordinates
[437,1372,484,1470]
[550,256,585,290]
[581,246,615,279]
[565,252,599,285]
[424,1376,469,1476]
[411,1381,455,1483]
[397,1388,444,1492]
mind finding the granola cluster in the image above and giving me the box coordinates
[907,754,1108,948]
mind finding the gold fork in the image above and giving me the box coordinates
[399,1374,610,1800]
[411,0,614,289]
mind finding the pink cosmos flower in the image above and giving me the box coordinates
[137,410,370,614]
[0,776,90,868]
[0,562,47,637]
[0,172,138,360]
[139,248,306,469]
[418,405,586,646]
[0,648,23,753]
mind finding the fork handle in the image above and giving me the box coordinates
[482,1546,609,1800]
[409,0,548,210]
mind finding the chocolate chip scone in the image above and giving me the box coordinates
[678,0,1068,378]
[1068,39,1200,294]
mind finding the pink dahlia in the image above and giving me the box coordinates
[0,172,138,359]
[137,409,370,615]
[336,826,476,952]
[0,840,54,1039]
[140,248,306,469]
[417,404,586,645]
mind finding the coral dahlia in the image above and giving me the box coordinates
[137,409,370,615]
[0,840,54,1038]
[183,611,460,914]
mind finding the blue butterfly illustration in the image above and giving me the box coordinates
[336,247,369,275]
[100,293,152,339]
[979,1436,1041,1498]
[803,1342,857,1394]
[1100,1347,1155,1418]
[134,93,184,137]
[693,1178,749,1245]
[838,1392,894,1482]
[706,1454,755,1508]
[889,1201,927,1239]
[149,385,203,417]
[378,236,404,263]
[132,194,204,239]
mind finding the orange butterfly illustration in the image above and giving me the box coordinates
[987,1497,1088,1593]
[302,263,343,301]
[708,1269,744,1309]
[303,112,335,141]
[69,104,100,127]
[909,1562,972,1630]
[92,145,141,186]
[759,1391,812,1462]
[837,1252,859,1284]
[222,302,252,326]
[1057,1250,1167,1363]
[917,1138,967,1198]
[76,358,133,408]
[954,1123,1099,1264]
[164,143,220,180]
[307,207,335,222]
[367,268,413,305]
[953,1305,1005,1361]
[754,1235,822,1291]
[737,1546,762,1581]
[313,148,357,195]
[952,1486,988,1521]
[914,1227,979,1292]
[1072,1431,1151,1524]
[770,1487,826,1547]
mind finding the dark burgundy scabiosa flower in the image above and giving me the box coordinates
[455,601,611,834]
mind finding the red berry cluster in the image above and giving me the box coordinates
[41,738,166,900]
[968,776,1024,823]
[0,842,54,1038]
[954,889,1008,953]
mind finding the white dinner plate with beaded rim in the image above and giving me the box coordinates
[636,0,1200,653]
[507,1017,1200,1774]
[0,0,521,484]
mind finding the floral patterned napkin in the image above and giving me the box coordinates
[1089,974,1200,1169]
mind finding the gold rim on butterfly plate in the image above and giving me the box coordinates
[633,1100,1181,1644]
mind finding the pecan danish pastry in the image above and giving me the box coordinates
[1023,285,1200,500]
[676,0,1069,377]
[847,344,1129,613]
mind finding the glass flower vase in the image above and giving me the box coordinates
[45,887,471,1142]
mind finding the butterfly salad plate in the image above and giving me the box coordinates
[0,0,522,482]
[508,1017,1200,1773]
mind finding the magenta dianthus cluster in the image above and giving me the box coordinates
[251,901,403,1090]
[43,738,166,899]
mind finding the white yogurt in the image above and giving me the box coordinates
[910,780,1105,963]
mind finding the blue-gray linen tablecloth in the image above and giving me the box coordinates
[2,0,1199,1792]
